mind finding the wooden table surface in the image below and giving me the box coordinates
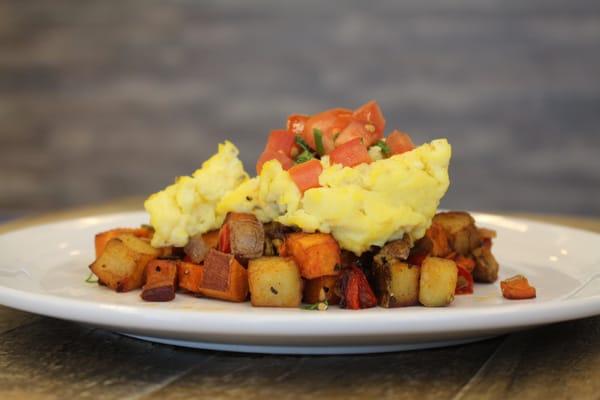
[1,201,599,400]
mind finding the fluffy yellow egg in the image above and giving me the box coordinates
[144,141,248,247]
[145,138,451,255]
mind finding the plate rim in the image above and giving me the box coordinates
[0,211,599,340]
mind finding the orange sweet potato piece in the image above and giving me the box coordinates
[141,259,178,302]
[501,275,536,300]
[177,261,205,294]
[285,233,341,279]
[198,249,248,302]
[95,227,153,258]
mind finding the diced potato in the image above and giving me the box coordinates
[94,227,153,258]
[90,234,160,292]
[285,233,341,279]
[450,225,481,256]
[472,246,499,283]
[419,257,458,307]
[433,212,475,234]
[303,275,340,305]
[198,249,248,302]
[177,261,204,294]
[141,259,178,302]
[248,257,303,307]
[375,261,420,307]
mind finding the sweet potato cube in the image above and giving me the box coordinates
[248,257,303,307]
[94,227,153,258]
[177,261,205,294]
[419,257,458,307]
[303,275,340,305]
[90,234,160,292]
[285,233,341,279]
[141,260,178,302]
[198,249,248,302]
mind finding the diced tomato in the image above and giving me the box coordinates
[339,265,377,310]
[288,159,322,193]
[287,114,309,136]
[455,255,476,273]
[256,149,295,174]
[266,129,296,154]
[218,223,230,253]
[501,275,536,300]
[386,130,415,155]
[329,138,371,167]
[353,100,386,139]
[256,129,298,174]
[334,120,380,148]
[455,266,474,295]
[302,108,353,154]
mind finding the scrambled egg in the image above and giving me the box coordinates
[144,141,248,247]
[145,139,451,254]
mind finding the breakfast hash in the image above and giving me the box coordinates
[88,101,536,309]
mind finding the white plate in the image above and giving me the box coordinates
[1,212,599,354]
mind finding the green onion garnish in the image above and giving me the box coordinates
[313,129,325,156]
[374,140,391,157]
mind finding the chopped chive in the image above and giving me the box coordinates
[374,140,391,157]
[302,299,329,311]
[313,129,325,156]
[295,151,314,164]
[85,272,99,284]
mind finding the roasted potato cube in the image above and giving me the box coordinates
[223,212,265,260]
[285,233,341,279]
[303,275,340,305]
[94,227,153,258]
[198,249,248,302]
[248,257,303,307]
[90,234,160,292]
[141,260,178,302]
[419,257,458,307]
[472,246,499,283]
[433,212,475,234]
[375,261,420,307]
[177,261,204,294]
[451,225,481,256]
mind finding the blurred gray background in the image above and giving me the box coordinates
[1,0,599,218]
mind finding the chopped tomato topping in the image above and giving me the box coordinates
[455,265,474,295]
[287,114,309,136]
[329,138,372,167]
[302,108,353,154]
[256,149,295,174]
[256,130,298,173]
[386,130,415,155]
[501,275,536,300]
[339,265,377,310]
[288,159,322,193]
[352,100,385,143]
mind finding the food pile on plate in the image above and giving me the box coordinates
[88,101,535,309]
